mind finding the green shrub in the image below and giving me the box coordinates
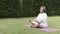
[0,0,60,18]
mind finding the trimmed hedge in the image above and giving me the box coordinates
[23,0,60,16]
[0,0,21,18]
[0,0,60,18]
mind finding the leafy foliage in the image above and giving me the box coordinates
[0,0,60,18]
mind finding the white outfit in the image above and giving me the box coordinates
[32,13,48,27]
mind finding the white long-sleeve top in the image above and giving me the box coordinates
[35,13,48,27]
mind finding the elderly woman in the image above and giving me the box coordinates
[29,6,48,28]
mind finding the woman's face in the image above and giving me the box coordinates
[40,7,44,13]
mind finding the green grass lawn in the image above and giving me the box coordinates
[0,16,60,34]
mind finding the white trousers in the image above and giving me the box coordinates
[32,21,48,28]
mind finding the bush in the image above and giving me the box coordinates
[0,0,60,18]
[23,0,60,16]
[0,0,21,18]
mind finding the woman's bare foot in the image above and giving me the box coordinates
[31,25,36,28]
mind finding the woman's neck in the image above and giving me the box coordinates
[40,12,44,14]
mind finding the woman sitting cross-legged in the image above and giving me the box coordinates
[29,6,48,28]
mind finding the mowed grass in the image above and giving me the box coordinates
[0,16,60,34]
